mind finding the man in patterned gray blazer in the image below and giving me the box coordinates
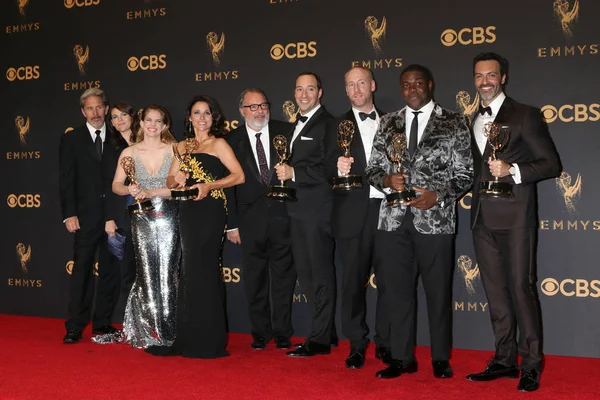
[365,64,473,379]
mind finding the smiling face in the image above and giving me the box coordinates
[294,74,322,115]
[189,101,213,135]
[345,67,376,111]
[140,109,166,138]
[81,95,108,129]
[240,91,270,131]
[474,59,506,106]
[400,70,432,111]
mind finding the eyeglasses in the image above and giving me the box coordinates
[242,102,270,112]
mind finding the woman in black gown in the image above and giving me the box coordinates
[147,95,244,358]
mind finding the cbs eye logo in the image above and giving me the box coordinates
[127,55,167,71]
[64,0,100,8]
[66,261,99,276]
[6,66,40,81]
[270,41,317,60]
[440,26,496,47]
[7,194,41,208]
[541,277,600,298]
[541,104,600,123]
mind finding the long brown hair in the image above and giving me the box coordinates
[137,104,176,143]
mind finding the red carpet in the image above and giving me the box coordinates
[0,315,598,400]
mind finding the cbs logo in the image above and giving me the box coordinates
[127,55,167,71]
[6,66,40,81]
[459,192,472,210]
[541,104,600,123]
[221,267,240,283]
[270,41,317,60]
[224,120,239,132]
[541,278,600,298]
[64,0,100,8]
[440,27,496,47]
[66,261,99,276]
[367,273,378,289]
[7,194,41,208]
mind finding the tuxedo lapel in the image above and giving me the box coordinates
[267,122,283,184]
[291,107,324,150]
[81,128,101,162]
[344,111,367,168]
[482,97,514,160]
[239,126,263,185]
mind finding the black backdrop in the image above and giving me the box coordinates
[1,0,599,358]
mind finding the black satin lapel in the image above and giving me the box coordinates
[241,129,263,184]
[346,111,367,168]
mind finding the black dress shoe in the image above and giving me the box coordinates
[63,329,82,344]
[517,369,540,392]
[274,336,292,349]
[375,347,393,365]
[292,342,304,349]
[92,325,119,335]
[345,350,365,369]
[466,361,519,381]
[433,360,453,378]
[375,361,418,379]
[286,341,331,357]
[251,337,268,350]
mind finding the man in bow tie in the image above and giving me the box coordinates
[275,72,337,357]
[466,52,561,392]
[365,64,473,380]
[324,66,391,369]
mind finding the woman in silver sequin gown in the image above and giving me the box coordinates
[146,95,244,358]
[112,104,181,349]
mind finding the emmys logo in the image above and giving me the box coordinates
[456,90,481,119]
[270,41,317,60]
[553,0,579,38]
[66,260,99,276]
[64,0,100,8]
[221,266,240,283]
[541,103,600,123]
[7,194,41,208]
[541,277,600,298]
[73,44,89,75]
[16,243,31,274]
[457,255,480,296]
[15,116,30,144]
[207,31,225,67]
[556,171,582,213]
[17,0,29,16]
[282,101,298,123]
[127,55,167,71]
[440,26,496,47]
[126,7,166,19]
[365,16,386,56]
[6,66,40,81]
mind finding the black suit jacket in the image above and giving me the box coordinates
[285,106,334,220]
[102,134,129,228]
[470,97,561,230]
[225,120,292,229]
[324,109,385,239]
[59,124,107,225]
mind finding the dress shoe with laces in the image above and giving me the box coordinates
[375,361,418,379]
[375,347,393,365]
[517,369,540,392]
[345,350,365,369]
[251,337,268,350]
[92,325,119,335]
[286,341,331,357]
[433,360,453,378]
[274,336,292,349]
[63,329,82,344]
[466,360,519,381]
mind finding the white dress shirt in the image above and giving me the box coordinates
[405,100,435,146]
[290,104,321,152]
[246,123,270,170]
[86,122,106,152]
[351,107,384,199]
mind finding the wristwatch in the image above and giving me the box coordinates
[508,164,516,176]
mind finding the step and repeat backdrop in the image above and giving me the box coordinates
[1,0,598,357]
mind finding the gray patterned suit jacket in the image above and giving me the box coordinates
[365,103,473,234]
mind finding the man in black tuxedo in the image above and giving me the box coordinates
[59,88,120,343]
[275,72,336,357]
[225,88,296,350]
[465,52,560,392]
[324,66,390,369]
[366,65,473,379]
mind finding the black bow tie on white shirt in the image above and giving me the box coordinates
[479,105,492,116]
[359,111,376,121]
[296,114,308,123]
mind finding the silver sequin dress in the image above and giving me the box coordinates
[123,148,181,349]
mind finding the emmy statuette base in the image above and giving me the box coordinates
[479,180,513,198]
[386,189,417,207]
[128,199,155,215]
[268,185,297,201]
[333,174,363,191]
[171,187,199,201]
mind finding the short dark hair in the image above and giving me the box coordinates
[108,102,140,145]
[294,72,322,90]
[473,52,509,80]
[184,95,227,138]
[399,64,434,83]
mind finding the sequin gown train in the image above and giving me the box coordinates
[123,148,181,348]
[147,153,228,358]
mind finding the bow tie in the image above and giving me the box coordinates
[296,114,308,123]
[479,106,492,116]
[359,111,376,121]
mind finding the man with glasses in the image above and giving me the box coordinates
[225,88,296,350]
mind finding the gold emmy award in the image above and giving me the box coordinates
[267,135,297,201]
[333,120,363,191]
[171,138,200,200]
[120,156,155,214]
[479,122,513,198]
[386,133,416,206]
